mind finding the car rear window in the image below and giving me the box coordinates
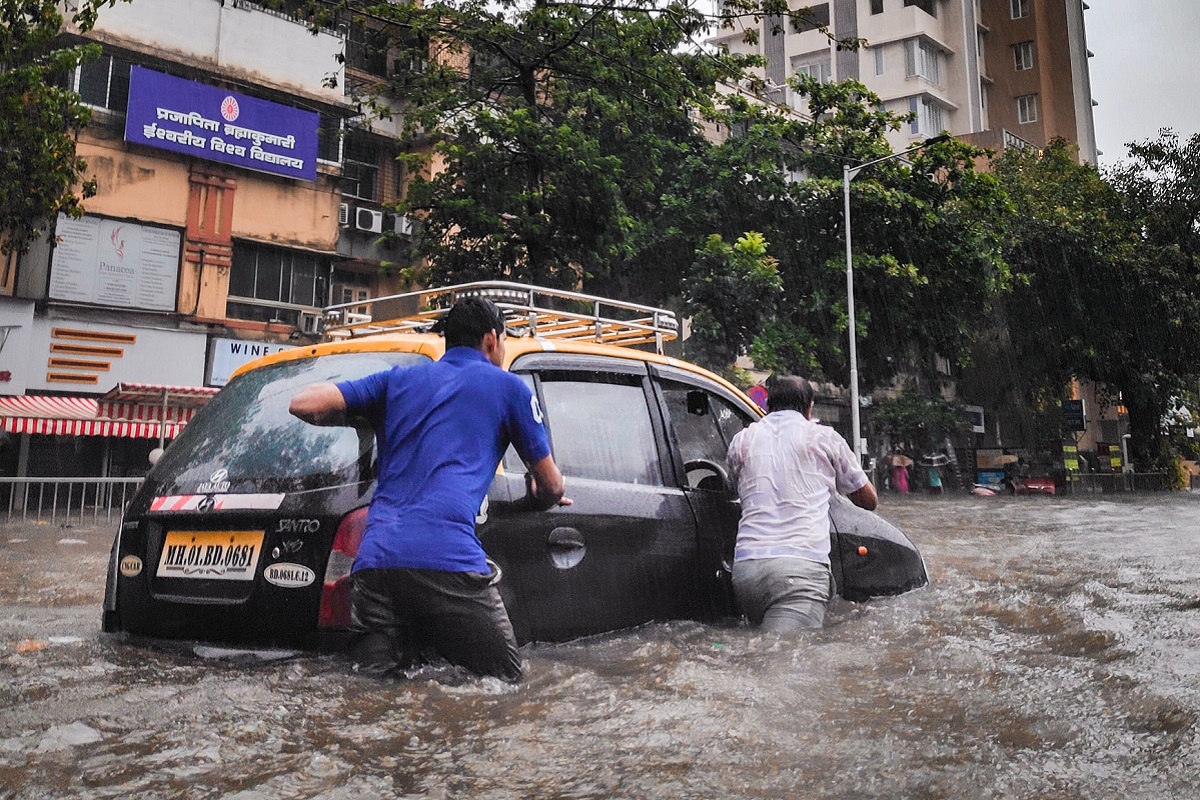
[151,352,430,494]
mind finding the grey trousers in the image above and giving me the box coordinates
[732,557,832,632]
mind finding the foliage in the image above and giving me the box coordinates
[0,0,123,255]
[682,231,782,370]
[992,135,1200,469]
[1166,457,1190,492]
[871,385,966,453]
[726,76,1010,390]
[324,1,1009,395]
[315,0,760,294]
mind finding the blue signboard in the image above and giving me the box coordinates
[124,66,318,182]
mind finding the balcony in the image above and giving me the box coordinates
[81,0,345,105]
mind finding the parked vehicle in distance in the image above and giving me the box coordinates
[1011,475,1057,495]
[103,283,928,649]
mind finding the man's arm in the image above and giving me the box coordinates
[526,454,572,509]
[848,480,878,511]
[289,383,348,426]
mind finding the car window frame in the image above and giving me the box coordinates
[649,363,760,489]
[510,353,674,487]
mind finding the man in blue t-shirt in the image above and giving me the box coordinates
[289,297,568,681]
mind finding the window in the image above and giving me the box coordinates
[874,46,885,76]
[659,381,751,489]
[342,130,381,201]
[1011,0,1029,19]
[317,114,343,164]
[345,22,389,77]
[904,0,936,16]
[905,38,943,85]
[1014,41,1034,70]
[792,57,832,83]
[152,352,427,495]
[75,53,132,112]
[909,95,945,135]
[871,0,884,13]
[794,3,830,32]
[227,241,331,324]
[332,269,373,317]
[394,31,431,78]
[1017,93,1038,123]
[539,375,662,486]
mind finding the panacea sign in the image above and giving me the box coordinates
[124,66,319,182]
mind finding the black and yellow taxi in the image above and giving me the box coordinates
[103,282,927,648]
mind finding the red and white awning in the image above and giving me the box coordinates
[0,384,219,438]
[100,382,219,409]
[0,396,98,420]
[97,382,220,423]
[2,417,187,437]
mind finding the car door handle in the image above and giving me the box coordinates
[548,527,584,549]
[547,527,585,569]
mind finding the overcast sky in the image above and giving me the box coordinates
[1084,0,1200,169]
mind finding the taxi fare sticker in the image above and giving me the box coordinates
[156,530,263,581]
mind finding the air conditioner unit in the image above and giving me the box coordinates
[355,207,383,234]
[338,203,350,227]
[392,213,415,236]
[298,311,324,335]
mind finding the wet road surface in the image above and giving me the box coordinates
[2,494,1199,798]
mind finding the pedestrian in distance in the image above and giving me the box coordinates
[727,375,878,632]
[889,453,911,494]
[289,297,570,682]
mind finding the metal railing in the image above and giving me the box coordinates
[0,477,144,526]
[1063,472,1170,494]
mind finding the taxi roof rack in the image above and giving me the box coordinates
[321,281,679,354]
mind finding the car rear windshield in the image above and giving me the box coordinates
[151,352,430,495]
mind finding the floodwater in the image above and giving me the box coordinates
[3,494,1200,799]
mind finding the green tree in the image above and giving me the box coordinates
[317,1,851,303]
[682,231,782,371]
[723,76,1010,391]
[871,384,965,454]
[323,2,1008,389]
[317,0,756,293]
[990,135,1200,470]
[0,0,123,255]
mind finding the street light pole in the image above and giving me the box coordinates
[842,135,950,465]
[843,163,861,464]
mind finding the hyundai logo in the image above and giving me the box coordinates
[209,468,229,483]
[197,495,216,513]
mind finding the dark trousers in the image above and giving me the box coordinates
[349,566,522,682]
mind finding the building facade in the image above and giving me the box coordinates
[713,0,1106,471]
[0,0,419,480]
[712,0,1097,162]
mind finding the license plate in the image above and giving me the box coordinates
[156,530,264,581]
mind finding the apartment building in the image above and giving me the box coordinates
[0,0,417,479]
[713,0,1106,465]
[713,0,1097,162]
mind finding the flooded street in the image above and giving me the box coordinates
[3,494,1200,799]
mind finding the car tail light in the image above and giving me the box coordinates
[318,507,367,628]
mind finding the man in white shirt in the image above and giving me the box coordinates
[727,375,878,631]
